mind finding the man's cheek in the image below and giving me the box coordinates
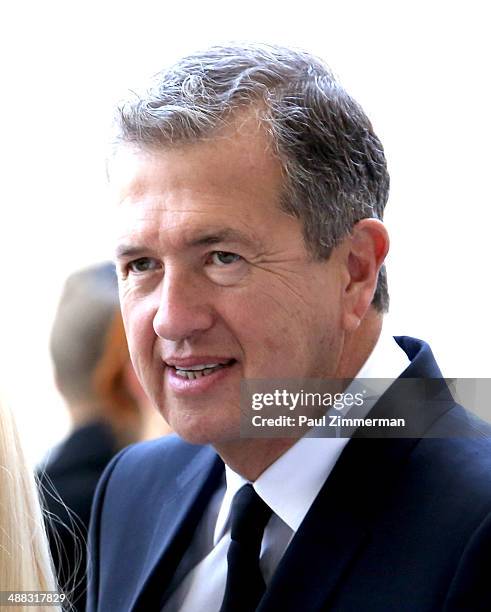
[125,304,154,344]
[135,358,158,402]
[126,323,154,382]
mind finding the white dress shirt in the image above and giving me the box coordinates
[162,328,409,611]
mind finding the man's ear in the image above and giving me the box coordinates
[342,219,389,331]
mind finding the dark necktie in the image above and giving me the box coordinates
[219,484,273,612]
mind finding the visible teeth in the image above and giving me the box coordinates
[176,363,219,371]
[174,363,228,379]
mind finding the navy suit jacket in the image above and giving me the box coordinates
[87,338,491,611]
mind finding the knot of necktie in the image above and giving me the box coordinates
[230,484,272,545]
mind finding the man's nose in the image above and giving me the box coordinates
[152,269,214,341]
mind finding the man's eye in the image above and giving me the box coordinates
[127,257,159,273]
[210,251,242,266]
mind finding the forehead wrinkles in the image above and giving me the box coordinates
[116,202,262,255]
[112,114,288,255]
[118,165,281,212]
[112,112,284,200]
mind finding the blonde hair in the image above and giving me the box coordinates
[0,402,61,612]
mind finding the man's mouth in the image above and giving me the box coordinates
[168,359,236,380]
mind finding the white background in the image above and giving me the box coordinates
[0,0,489,465]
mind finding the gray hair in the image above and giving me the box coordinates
[114,43,390,311]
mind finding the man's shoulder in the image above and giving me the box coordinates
[417,406,491,490]
[90,434,221,543]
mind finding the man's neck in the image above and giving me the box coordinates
[334,310,383,379]
[216,311,384,481]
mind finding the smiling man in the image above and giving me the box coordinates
[110,112,387,478]
[88,45,491,612]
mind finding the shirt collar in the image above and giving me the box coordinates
[214,466,248,544]
[215,326,409,542]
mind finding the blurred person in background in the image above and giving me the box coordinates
[0,401,62,612]
[38,262,170,612]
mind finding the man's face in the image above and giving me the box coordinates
[112,118,349,446]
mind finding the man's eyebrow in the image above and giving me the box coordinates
[189,228,256,247]
[114,229,257,260]
[114,245,147,260]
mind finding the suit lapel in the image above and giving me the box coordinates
[257,436,418,611]
[130,448,224,612]
[259,337,453,611]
